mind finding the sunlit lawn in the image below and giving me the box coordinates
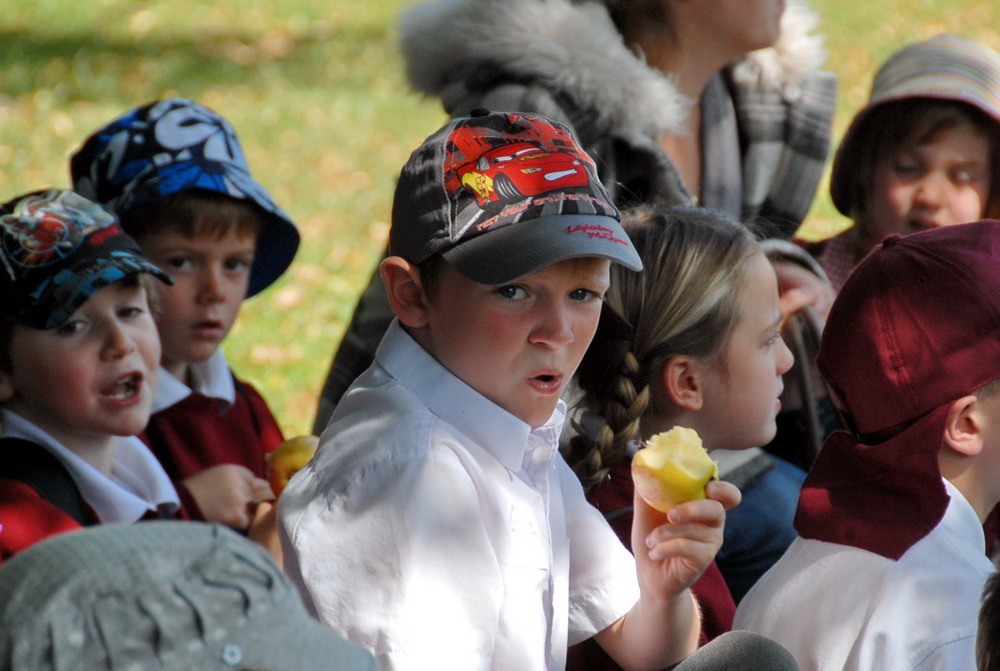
[2,0,998,435]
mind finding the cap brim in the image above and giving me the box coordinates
[442,213,642,285]
[31,253,173,330]
[118,163,300,298]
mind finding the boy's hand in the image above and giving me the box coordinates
[597,481,742,668]
[247,500,283,566]
[631,480,741,596]
[183,464,275,531]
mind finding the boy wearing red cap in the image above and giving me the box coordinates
[277,111,800,671]
[0,189,183,564]
[735,221,1000,670]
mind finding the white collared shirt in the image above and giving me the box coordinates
[279,320,639,671]
[735,479,993,671]
[1,409,179,523]
[152,348,236,413]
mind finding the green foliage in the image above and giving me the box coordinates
[1,0,998,434]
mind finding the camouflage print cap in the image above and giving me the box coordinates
[0,189,171,330]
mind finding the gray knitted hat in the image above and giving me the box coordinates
[0,522,375,671]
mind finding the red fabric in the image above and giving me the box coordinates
[794,407,951,560]
[0,479,88,566]
[139,379,285,482]
[0,478,191,567]
[818,224,1000,436]
[565,460,735,671]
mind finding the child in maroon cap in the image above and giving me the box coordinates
[735,220,1000,670]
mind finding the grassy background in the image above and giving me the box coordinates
[2,0,999,436]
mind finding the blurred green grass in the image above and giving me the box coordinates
[2,0,998,435]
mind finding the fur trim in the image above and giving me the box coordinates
[737,0,829,99]
[400,0,689,139]
[400,0,828,138]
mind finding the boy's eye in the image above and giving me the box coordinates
[892,162,922,179]
[496,285,526,300]
[951,168,977,186]
[165,256,192,270]
[55,320,85,335]
[568,287,604,302]
[224,257,252,273]
[118,305,145,319]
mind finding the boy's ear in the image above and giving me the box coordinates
[0,370,15,403]
[380,256,431,329]
[943,394,984,457]
[660,355,704,412]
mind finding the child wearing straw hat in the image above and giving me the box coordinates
[802,33,1000,292]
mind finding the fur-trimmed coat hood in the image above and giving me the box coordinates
[400,0,830,141]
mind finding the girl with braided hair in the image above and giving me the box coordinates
[565,204,801,669]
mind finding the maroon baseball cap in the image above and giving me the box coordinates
[818,221,1000,434]
[389,109,642,284]
[797,220,1000,559]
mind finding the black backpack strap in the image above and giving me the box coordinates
[604,506,634,525]
[0,437,92,526]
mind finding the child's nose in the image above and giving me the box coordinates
[529,305,574,349]
[913,174,948,210]
[777,336,794,376]
[101,323,136,361]
[198,267,226,303]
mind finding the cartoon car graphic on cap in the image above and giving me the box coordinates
[458,142,589,207]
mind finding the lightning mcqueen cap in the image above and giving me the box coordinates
[0,189,171,330]
[390,109,642,284]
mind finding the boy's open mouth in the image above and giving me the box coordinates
[104,373,141,400]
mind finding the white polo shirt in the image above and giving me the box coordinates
[279,320,640,671]
[734,479,992,671]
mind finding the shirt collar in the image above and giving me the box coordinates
[152,349,235,412]
[375,320,566,473]
[0,409,179,523]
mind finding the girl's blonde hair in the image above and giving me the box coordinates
[567,205,761,492]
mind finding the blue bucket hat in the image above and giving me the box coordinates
[0,189,172,330]
[70,98,300,297]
